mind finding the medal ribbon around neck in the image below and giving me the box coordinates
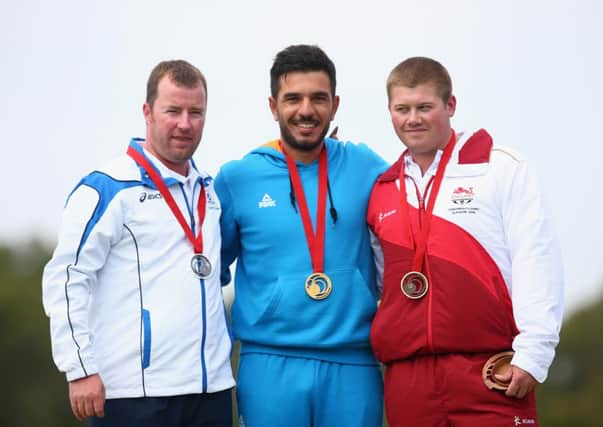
[280,141,328,273]
[398,131,456,273]
[127,145,206,254]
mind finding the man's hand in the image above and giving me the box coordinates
[495,365,538,399]
[68,374,106,421]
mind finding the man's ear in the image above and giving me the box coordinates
[446,95,457,118]
[268,97,278,121]
[143,103,152,124]
[330,95,340,120]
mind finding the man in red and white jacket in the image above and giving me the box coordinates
[367,57,563,427]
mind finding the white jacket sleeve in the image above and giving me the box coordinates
[502,157,564,383]
[42,183,122,382]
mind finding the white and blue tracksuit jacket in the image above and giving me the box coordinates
[42,139,234,399]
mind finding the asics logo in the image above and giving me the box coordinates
[139,192,162,203]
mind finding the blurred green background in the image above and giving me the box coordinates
[2,240,600,427]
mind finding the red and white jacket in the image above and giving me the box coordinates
[367,129,563,383]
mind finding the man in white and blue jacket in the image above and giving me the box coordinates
[215,45,388,427]
[42,60,234,427]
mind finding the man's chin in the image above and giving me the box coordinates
[283,132,326,152]
[285,139,322,152]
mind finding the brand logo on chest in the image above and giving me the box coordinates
[139,192,163,203]
[378,209,397,222]
[258,193,277,208]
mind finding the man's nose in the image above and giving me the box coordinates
[407,108,421,124]
[298,97,314,116]
[177,112,192,129]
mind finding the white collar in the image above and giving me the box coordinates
[142,147,201,186]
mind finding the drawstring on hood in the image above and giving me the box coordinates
[288,176,338,224]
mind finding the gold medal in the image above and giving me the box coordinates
[400,271,429,299]
[305,272,332,300]
[191,254,212,279]
[482,351,514,391]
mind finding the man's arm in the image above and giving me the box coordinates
[214,168,241,286]
[369,229,384,298]
[501,155,564,392]
[42,180,120,418]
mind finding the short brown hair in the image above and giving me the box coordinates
[386,57,452,103]
[146,60,207,107]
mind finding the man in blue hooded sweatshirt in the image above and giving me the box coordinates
[214,44,387,427]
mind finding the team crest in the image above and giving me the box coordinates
[451,187,474,205]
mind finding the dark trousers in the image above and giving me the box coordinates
[90,389,232,427]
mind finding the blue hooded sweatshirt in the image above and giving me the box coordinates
[214,137,388,365]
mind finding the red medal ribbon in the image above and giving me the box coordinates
[127,145,206,254]
[280,142,328,273]
[399,131,456,272]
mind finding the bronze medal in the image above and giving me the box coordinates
[305,272,332,300]
[191,254,212,279]
[400,271,429,299]
[482,351,514,391]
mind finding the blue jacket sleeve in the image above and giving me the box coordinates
[214,168,240,286]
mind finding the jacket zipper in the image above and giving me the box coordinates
[409,176,436,353]
[181,182,208,392]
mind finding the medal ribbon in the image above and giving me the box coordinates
[280,142,328,273]
[399,131,456,272]
[127,145,206,254]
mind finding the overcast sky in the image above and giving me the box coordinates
[2,0,601,315]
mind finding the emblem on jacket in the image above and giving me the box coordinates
[206,191,220,210]
[451,187,474,205]
[449,186,480,215]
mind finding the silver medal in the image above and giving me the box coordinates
[191,254,212,279]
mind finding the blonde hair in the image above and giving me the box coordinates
[386,57,452,102]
